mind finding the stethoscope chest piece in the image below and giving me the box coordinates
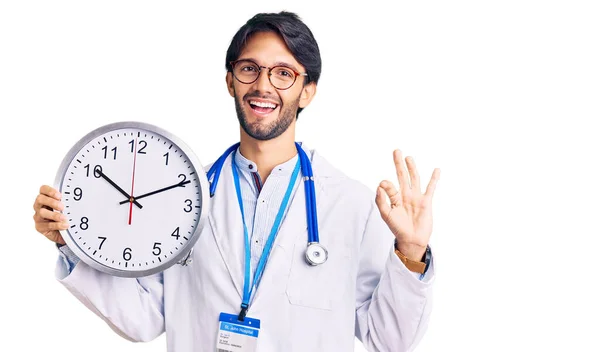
[305,242,328,266]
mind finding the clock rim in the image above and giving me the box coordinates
[54,121,210,278]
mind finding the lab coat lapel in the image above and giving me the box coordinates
[208,154,245,301]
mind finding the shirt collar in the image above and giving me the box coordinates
[234,147,299,175]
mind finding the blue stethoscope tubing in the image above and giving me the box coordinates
[206,142,328,266]
[298,142,317,243]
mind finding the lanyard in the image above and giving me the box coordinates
[231,151,301,321]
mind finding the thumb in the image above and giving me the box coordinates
[375,187,392,222]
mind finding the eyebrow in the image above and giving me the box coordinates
[272,61,300,72]
[238,58,300,72]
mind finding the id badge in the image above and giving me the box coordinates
[216,312,261,352]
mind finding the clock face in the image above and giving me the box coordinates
[55,122,209,277]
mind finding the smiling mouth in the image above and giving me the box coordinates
[248,100,279,115]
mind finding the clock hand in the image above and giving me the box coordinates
[128,138,139,225]
[119,180,191,205]
[97,169,143,209]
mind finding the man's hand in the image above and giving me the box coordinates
[375,150,441,262]
[33,185,70,245]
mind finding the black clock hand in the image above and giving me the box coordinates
[119,180,191,205]
[97,170,143,209]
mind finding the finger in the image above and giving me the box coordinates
[39,185,62,200]
[35,220,69,234]
[405,156,421,193]
[379,180,402,206]
[34,194,64,212]
[38,207,67,223]
[375,186,392,221]
[425,168,441,199]
[393,150,411,198]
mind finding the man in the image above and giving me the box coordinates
[32,11,441,352]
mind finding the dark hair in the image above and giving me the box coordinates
[225,11,322,116]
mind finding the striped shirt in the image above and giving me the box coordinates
[232,147,302,278]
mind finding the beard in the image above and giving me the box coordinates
[234,89,300,141]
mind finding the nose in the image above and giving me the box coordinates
[254,67,274,94]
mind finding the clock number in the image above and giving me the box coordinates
[152,242,162,256]
[178,174,187,183]
[93,165,103,178]
[84,164,102,177]
[163,152,169,166]
[138,140,147,154]
[184,199,192,213]
[129,139,147,154]
[102,146,117,160]
[123,248,132,261]
[74,187,83,201]
[171,227,180,240]
[80,217,89,230]
[98,236,107,250]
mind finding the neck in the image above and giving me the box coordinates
[239,126,297,181]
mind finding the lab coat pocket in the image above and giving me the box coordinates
[285,242,350,311]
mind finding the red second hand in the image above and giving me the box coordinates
[128,137,138,225]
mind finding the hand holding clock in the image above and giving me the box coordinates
[33,185,69,245]
[33,123,205,277]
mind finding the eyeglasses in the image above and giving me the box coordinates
[230,59,308,90]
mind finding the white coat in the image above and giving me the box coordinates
[56,148,435,352]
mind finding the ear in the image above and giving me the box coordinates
[298,82,317,109]
[226,72,235,97]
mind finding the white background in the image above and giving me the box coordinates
[1,1,599,351]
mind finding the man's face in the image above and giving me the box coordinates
[226,31,315,141]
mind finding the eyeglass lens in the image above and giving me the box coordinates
[233,61,296,89]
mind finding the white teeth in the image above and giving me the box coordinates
[249,100,277,109]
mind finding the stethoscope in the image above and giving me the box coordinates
[204,141,328,266]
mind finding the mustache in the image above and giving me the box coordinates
[243,91,281,105]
